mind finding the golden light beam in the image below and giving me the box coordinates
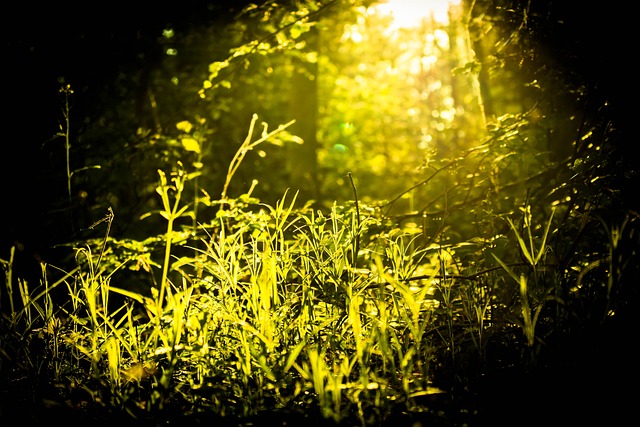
[372,0,460,29]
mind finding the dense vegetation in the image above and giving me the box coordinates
[2,1,638,425]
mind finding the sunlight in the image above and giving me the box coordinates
[371,0,461,29]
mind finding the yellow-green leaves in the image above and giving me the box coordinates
[175,120,193,133]
[507,205,556,267]
[181,137,200,153]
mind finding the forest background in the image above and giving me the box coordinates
[3,0,636,253]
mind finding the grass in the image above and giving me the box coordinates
[1,116,638,427]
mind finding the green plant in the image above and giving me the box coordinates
[492,205,557,352]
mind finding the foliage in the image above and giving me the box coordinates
[2,110,638,423]
[1,0,638,425]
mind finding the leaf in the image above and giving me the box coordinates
[492,253,520,283]
[208,59,229,77]
[121,361,158,383]
[175,120,193,133]
[181,137,200,153]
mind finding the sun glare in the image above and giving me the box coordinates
[372,0,461,29]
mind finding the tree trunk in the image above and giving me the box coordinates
[287,28,320,203]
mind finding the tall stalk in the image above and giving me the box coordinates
[57,85,74,232]
[155,164,190,310]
